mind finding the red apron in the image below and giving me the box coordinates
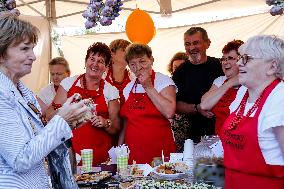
[120,71,176,164]
[68,74,112,166]
[212,83,238,135]
[220,79,284,189]
[105,67,131,105]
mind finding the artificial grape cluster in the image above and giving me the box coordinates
[82,0,123,29]
[0,0,20,15]
[266,0,284,16]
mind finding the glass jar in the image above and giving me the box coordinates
[193,135,224,187]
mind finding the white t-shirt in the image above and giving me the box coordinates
[38,83,56,106]
[123,72,177,101]
[213,75,227,88]
[60,75,119,105]
[230,82,284,165]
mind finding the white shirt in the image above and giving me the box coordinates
[38,83,56,106]
[60,75,119,104]
[213,75,227,88]
[230,82,284,165]
[123,72,177,101]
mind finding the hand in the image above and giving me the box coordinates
[91,115,106,128]
[228,75,239,88]
[137,70,153,90]
[57,94,90,129]
[197,104,215,118]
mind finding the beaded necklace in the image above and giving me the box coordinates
[227,80,279,130]
[82,74,104,100]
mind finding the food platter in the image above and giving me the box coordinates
[75,171,112,186]
[152,169,186,180]
[152,163,189,180]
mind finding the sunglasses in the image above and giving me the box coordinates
[220,56,237,62]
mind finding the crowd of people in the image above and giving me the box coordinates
[0,11,284,189]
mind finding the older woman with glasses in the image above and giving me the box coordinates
[201,40,243,135]
[220,35,284,189]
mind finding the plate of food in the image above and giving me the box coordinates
[152,162,189,180]
[75,171,112,186]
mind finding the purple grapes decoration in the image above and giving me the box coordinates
[0,0,20,15]
[266,0,284,16]
[82,0,123,29]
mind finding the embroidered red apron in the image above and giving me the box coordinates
[68,74,112,166]
[120,72,176,164]
[105,68,130,105]
[212,83,238,135]
[220,79,284,189]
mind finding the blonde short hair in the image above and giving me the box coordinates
[109,39,131,53]
[0,12,39,58]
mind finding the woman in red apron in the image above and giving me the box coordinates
[120,44,176,164]
[106,39,132,105]
[220,35,284,189]
[201,40,243,135]
[50,42,121,166]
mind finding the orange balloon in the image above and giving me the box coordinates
[125,9,156,44]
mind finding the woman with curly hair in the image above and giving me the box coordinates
[49,42,121,165]
[167,52,189,152]
[201,39,243,135]
[167,52,188,75]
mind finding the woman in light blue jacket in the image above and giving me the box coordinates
[0,12,90,188]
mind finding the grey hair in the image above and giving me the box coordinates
[239,35,284,78]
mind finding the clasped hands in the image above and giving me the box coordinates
[56,93,109,129]
[57,93,96,130]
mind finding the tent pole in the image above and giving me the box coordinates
[45,0,56,81]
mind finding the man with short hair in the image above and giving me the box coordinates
[172,27,224,143]
[37,57,70,113]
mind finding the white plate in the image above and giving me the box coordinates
[152,169,186,180]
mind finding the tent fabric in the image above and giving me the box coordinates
[61,12,284,79]
[15,0,283,93]
[20,15,50,94]
[17,0,267,27]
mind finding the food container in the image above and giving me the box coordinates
[193,135,224,187]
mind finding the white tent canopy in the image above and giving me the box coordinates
[16,0,283,93]
[61,12,284,77]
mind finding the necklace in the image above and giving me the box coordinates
[228,92,263,130]
[81,74,104,100]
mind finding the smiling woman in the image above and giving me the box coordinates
[201,39,243,135]
[46,41,122,166]
[220,35,284,189]
[0,12,92,188]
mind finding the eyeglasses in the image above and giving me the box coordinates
[238,54,263,65]
[220,56,237,62]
